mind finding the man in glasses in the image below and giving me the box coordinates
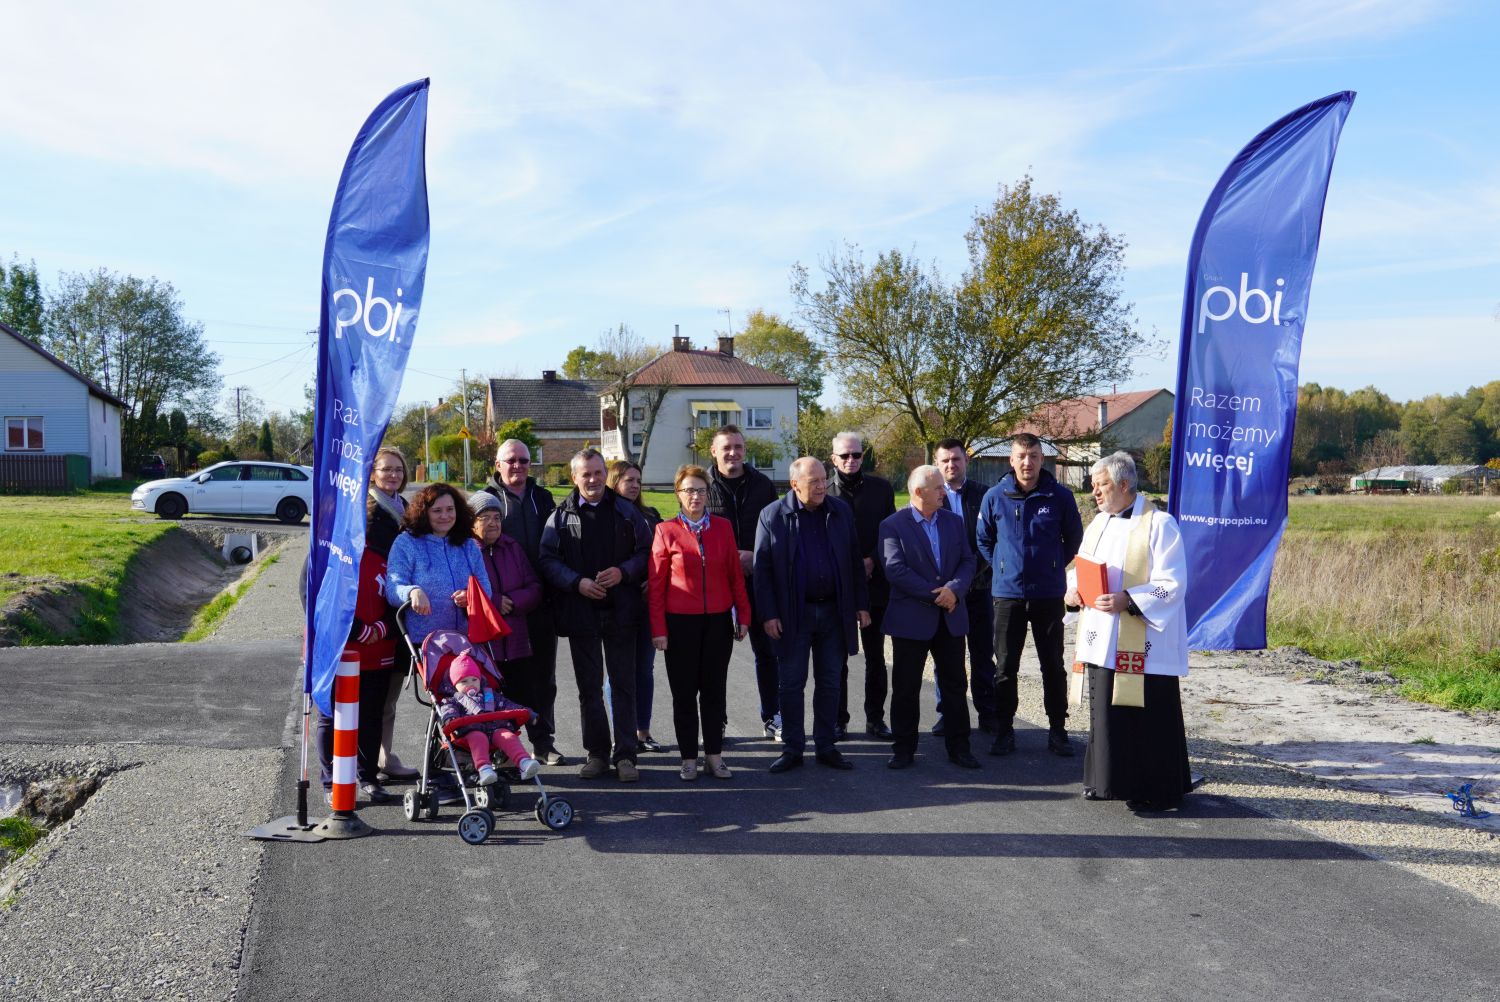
[825,431,896,742]
[481,439,566,765]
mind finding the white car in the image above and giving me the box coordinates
[132,461,314,524]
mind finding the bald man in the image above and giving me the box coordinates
[753,457,871,773]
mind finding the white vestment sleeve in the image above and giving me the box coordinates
[1125,512,1187,633]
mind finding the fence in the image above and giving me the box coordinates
[0,453,91,492]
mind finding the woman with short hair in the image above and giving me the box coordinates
[1067,451,1193,811]
[648,464,750,780]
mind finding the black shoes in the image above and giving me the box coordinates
[768,751,805,773]
[931,718,946,737]
[815,749,854,770]
[977,715,1002,735]
[887,751,915,770]
[988,729,1016,756]
[832,724,848,743]
[537,746,568,767]
[949,750,981,769]
[1048,728,1075,757]
[865,720,895,741]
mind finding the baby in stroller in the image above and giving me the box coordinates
[439,652,540,784]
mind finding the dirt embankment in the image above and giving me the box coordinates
[0,526,264,646]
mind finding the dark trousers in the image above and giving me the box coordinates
[526,612,560,750]
[603,623,657,732]
[315,666,393,788]
[749,612,781,722]
[568,613,639,764]
[663,611,734,759]
[993,596,1069,729]
[891,619,970,756]
[778,600,845,754]
[934,590,999,726]
[839,604,888,726]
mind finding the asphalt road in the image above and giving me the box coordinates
[0,640,299,748]
[237,642,1500,1002]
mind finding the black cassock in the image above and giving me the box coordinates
[1082,665,1192,807]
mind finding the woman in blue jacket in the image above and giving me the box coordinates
[387,483,492,641]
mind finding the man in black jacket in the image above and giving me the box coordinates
[538,449,652,782]
[932,438,1000,734]
[705,425,782,738]
[481,438,565,764]
[826,431,897,741]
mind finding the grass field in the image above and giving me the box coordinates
[1270,496,1500,711]
[0,489,173,643]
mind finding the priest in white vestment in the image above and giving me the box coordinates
[1067,451,1193,810]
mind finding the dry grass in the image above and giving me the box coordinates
[1269,496,1500,710]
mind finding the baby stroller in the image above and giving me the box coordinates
[397,609,574,844]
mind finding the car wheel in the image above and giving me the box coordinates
[156,493,187,520]
[276,498,307,524]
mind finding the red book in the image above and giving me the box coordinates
[1074,556,1108,607]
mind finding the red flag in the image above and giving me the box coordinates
[465,575,511,643]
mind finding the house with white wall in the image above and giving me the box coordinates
[0,320,124,482]
[600,335,798,485]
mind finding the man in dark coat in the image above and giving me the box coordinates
[825,431,897,741]
[704,424,782,738]
[753,457,870,773]
[933,438,1000,734]
[538,449,652,782]
[481,438,565,764]
[976,432,1084,757]
[879,465,979,769]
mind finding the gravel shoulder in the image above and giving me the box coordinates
[1004,636,1500,907]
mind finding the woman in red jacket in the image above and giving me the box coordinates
[649,464,751,781]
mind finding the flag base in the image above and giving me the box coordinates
[312,810,375,839]
[243,814,328,843]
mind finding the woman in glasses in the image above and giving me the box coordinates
[647,464,750,780]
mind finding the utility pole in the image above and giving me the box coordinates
[423,402,431,476]
[460,369,471,488]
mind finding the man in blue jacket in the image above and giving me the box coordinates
[754,456,871,773]
[878,465,979,770]
[975,433,1084,757]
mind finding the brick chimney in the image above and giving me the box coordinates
[717,335,735,357]
[542,370,557,382]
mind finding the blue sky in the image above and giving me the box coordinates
[2,1,1495,422]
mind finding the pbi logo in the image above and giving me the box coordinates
[332,277,406,341]
[1197,273,1287,334]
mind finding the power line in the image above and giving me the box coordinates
[220,344,314,378]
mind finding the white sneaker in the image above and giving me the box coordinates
[477,764,498,786]
[517,756,540,781]
[763,713,784,741]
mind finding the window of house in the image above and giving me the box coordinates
[696,409,737,429]
[631,432,644,448]
[4,417,43,451]
[746,406,773,429]
[602,409,618,431]
[630,406,645,421]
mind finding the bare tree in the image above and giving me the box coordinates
[594,324,673,468]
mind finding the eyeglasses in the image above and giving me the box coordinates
[500,458,530,466]
[373,465,403,473]
[677,487,708,496]
[835,452,863,460]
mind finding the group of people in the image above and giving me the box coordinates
[321,424,1194,813]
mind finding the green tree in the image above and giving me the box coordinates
[0,255,45,341]
[257,419,275,459]
[494,417,543,456]
[1433,411,1479,464]
[44,269,221,463]
[166,409,190,474]
[1399,403,1438,465]
[732,309,825,412]
[795,176,1140,458]
[561,345,606,380]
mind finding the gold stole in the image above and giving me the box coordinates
[1069,502,1154,708]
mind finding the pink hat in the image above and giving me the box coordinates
[448,652,484,687]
